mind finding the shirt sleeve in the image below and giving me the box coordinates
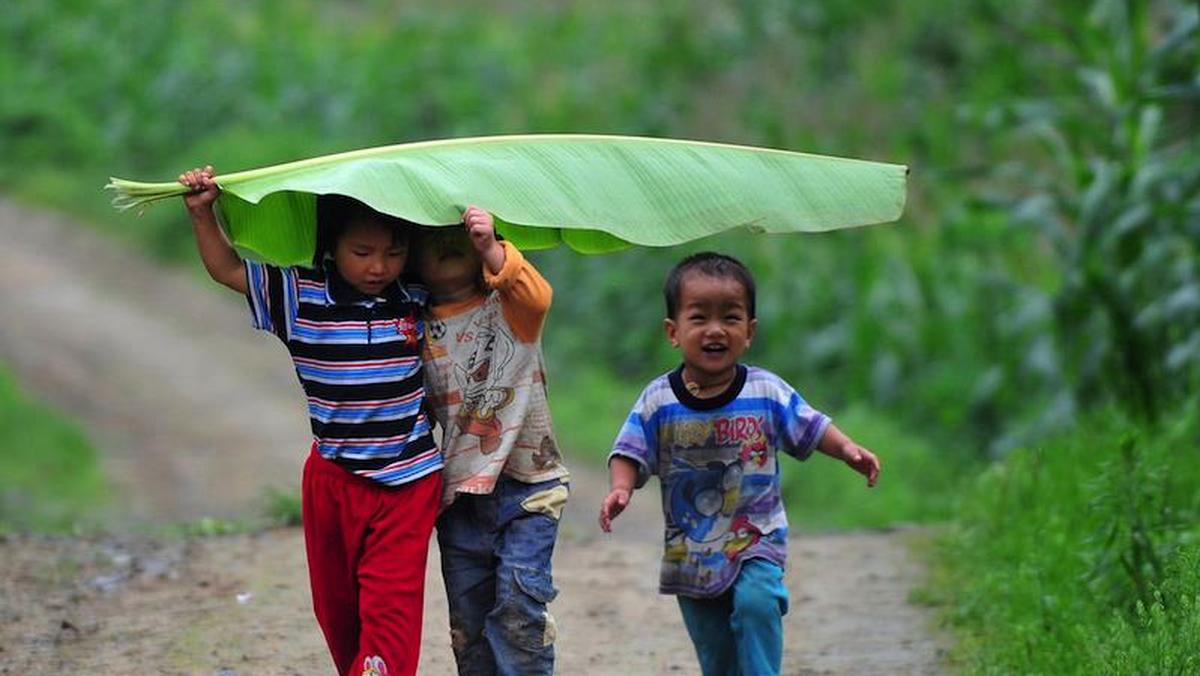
[608,387,658,488]
[777,384,831,461]
[483,241,552,343]
[244,260,299,342]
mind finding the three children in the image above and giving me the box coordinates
[180,167,879,676]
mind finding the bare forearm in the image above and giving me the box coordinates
[817,423,881,487]
[599,455,640,532]
[609,456,639,491]
[189,206,246,294]
[479,238,506,276]
[816,424,853,461]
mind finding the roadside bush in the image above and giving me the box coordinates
[932,406,1200,674]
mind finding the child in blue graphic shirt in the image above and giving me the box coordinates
[599,251,880,676]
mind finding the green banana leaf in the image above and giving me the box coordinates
[107,134,907,265]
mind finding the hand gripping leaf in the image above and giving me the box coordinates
[107,134,907,264]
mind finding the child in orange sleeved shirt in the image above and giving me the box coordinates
[416,207,569,675]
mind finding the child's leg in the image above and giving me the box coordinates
[302,449,442,676]
[677,594,737,676]
[487,477,567,676]
[729,558,789,676]
[353,469,441,676]
[438,494,501,676]
[303,451,368,675]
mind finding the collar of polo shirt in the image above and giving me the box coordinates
[321,258,412,305]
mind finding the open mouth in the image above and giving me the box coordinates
[702,344,728,354]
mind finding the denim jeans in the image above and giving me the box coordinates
[436,476,568,676]
[676,558,790,676]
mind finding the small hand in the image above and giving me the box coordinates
[462,205,498,254]
[599,488,631,532]
[178,165,219,211]
[842,443,881,487]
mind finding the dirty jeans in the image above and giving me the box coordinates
[436,476,567,676]
[676,558,790,676]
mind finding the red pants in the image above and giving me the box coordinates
[302,449,442,676]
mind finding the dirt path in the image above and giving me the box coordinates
[0,199,946,674]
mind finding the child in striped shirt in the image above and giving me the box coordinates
[415,207,569,675]
[599,251,880,676]
[180,166,441,676]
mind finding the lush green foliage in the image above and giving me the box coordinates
[0,364,109,533]
[4,0,1195,456]
[2,0,1198,666]
[780,405,971,530]
[930,407,1200,674]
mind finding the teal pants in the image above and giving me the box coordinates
[676,558,790,676]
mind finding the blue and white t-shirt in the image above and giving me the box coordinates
[609,364,830,598]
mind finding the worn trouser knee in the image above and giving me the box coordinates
[487,564,557,676]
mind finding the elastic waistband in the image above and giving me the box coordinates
[306,443,440,492]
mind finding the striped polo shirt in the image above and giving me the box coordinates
[245,260,441,487]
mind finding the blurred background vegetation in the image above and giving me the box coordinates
[2,0,1197,670]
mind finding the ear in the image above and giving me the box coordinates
[664,318,679,348]
[746,318,758,347]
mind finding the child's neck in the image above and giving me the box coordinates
[428,280,485,306]
[681,365,738,398]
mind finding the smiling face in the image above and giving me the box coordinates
[414,227,484,303]
[332,220,408,296]
[665,271,757,389]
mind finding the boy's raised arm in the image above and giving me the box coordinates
[466,205,552,342]
[816,423,881,487]
[180,166,247,295]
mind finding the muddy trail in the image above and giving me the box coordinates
[0,200,946,674]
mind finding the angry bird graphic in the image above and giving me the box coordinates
[740,438,768,467]
[722,515,762,560]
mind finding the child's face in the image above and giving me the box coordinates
[665,272,757,384]
[414,227,482,298]
[332,220,408,296]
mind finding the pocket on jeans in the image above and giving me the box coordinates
[514,566,558,604]
[500,566,559,651]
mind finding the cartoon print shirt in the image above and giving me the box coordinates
[609,364,831,598]
[423,242,569,505]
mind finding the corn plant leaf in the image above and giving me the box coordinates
[107,134,908,264]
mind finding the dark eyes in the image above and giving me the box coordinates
[352,249,405,257]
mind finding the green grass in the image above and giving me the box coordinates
[549,366,648,468]
[0,363,110,533]
[927,406,1200,674]
[781,404,972,530]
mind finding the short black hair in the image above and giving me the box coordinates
[663,251,756,319]
[312,194,418,268]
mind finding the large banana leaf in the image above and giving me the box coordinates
[107,134,907,265]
